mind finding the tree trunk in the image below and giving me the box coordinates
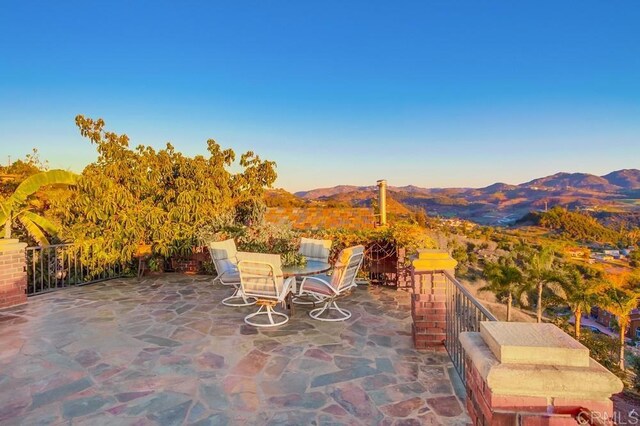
[620,319,627,370]
[575,307,582,339]
[507,292,512,322]
[3,219,11,239]
[537,282,543,323]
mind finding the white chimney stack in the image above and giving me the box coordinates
[377,179,387,226]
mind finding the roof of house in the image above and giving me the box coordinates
[265,207,376,230]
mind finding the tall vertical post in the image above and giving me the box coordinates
[377,179,387,226]
[411,250,457,351]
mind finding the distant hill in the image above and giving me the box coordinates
[284,169,640,226]
[265,189,308,207]
[521,207,621,244]
[602,169,640,189]
[521,172,620,192]
[295,185,375,199]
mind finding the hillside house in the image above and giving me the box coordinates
[629,309,640,340]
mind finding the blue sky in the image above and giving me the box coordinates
[1,1,639,192]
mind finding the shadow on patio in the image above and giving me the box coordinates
[0,274,468,425]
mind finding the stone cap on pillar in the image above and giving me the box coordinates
[480,322,590,367]
[0,238,28,252]
[412,249,457,272]
[460,322,623,400]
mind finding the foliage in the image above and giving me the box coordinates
[552,316,625,378]
[518,246,564,323]
[147,256,164,272]
[0,169,77,245]
[0,149,48,197]
[600,276,640,370]
[555,265,605,338]
[530,206,621,244]
[480,258,525,321]
[62,116,277,267]
[579,332,625,379]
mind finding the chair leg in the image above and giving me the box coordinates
[309,299,352,322]
[245,304,289,327]
[292,292,325,306]
[222,286,257,307]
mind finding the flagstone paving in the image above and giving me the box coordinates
[0,275,469,425]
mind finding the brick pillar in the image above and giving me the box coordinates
[460,322,623,425]
[410,249,457,351]
[0,239,28,309]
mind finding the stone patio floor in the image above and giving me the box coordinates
[0,274,469,425]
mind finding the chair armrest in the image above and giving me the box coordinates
[280,277,295,299]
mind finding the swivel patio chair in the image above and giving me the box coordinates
[298,237,332,263]
[237,253,294,327]
[293,237,333,306]
[207,238,256,307]
[297,245,365,321]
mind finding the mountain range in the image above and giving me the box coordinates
[284,169,640,225]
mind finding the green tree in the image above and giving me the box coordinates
[523,246,562,323]
[0,149,49,197]
[556,266,604,339]
[480,259,524,321]
[0,170,77,245]
[63,116,277,266]
[601,273,640,370]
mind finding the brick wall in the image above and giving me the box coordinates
[411,270,448,351]
[0,240,27,310]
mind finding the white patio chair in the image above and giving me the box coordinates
[237,253,294,327]
[207,239,256,307]
[298,237,332,263]
[293,237,333,306]
[297,245,365,321]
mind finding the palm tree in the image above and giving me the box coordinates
[556,267,604,339]
[601,274,640,370]
[480,260,524,322]
[0,170,77,245]
[524,247,560,323]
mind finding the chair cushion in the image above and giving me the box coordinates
[219,270,240,284]
[208,239,239,274]
[216,260,238,276]
[302,277,334,296]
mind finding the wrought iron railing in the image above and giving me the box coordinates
[443,270,497,383]
[25,244,124,296]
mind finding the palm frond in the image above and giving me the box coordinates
[21,211,59,236]
[9,170,77,205]
[17,215,50,246]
